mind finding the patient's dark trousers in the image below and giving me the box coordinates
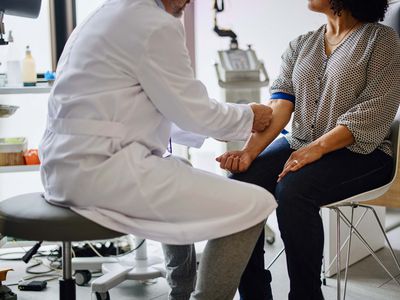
[231,137,393,300]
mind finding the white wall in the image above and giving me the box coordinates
[75,0,106,24]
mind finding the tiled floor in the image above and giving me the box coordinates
[2,211,400,300]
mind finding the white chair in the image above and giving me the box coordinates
[266,119,400,299]
[324,119,400,300]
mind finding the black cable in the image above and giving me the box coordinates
[26,259,55,275]
[22,241,43,263]
[0,250,48,261]
[214,0,224,12]
[24,239,145,275]
[1,238,145,262]
[82,238,146,258]
[1,239,147,291]
[213,0,238,46]
[114,239,146,258]
[4,282,19,287]
[0,251,26,261]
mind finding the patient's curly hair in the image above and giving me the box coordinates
[329,0,389,22]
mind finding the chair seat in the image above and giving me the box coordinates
[0,193,123,241]
[323,181,392,208]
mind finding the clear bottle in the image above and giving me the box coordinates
[22,45,37,87]
[5,31,22,87]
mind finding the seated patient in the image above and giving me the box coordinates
[217,0,400,299]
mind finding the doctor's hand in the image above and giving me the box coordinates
[250,103,273,132]
[216,150,255,173]
[277,144,324,182]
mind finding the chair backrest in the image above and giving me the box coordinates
[389,119,400,179]
[366,1,400,207]
[365,119,400,208]
[382,1,400,36]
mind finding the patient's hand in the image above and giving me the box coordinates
[216,150,254,173]
[277,144,324,182]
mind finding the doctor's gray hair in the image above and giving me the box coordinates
[329,0,389,22]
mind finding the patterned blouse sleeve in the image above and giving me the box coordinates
[270,34,307,97]
[337,27,400,154]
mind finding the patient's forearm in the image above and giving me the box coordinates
[244,99,293,160]
[310,125,355,155]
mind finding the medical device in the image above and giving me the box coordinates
[213,0,269,105]
[213,0,270,151]
[213,0,275,245]
[215,45,269,104]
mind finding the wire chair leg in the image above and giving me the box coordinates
[321,252,327,286]
[325,207,368,275]
[343,206,354,300]
[266,247,285,270]
[319,209,327,286]
[337,209,400,285]
[336,208,341,300]
[360,205,400,280]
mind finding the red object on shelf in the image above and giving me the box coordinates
[24,149,40,165]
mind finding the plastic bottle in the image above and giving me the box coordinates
[22,45,37,87]
[5,31,22,86]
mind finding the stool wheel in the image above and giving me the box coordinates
[266,236,275,245]
[75,270,92,286]
[95,291,110,300]
[265,224,276,245]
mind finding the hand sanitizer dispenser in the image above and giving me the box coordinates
[22,45,36,87]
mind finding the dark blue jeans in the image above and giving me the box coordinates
[231,137,393,300]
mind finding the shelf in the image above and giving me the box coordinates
[0,165,40,173]
[0,84,51,94]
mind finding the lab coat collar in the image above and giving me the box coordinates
[155,0,165,10]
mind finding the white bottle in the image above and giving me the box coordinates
[6,31,22,86]
[22,45,37,87]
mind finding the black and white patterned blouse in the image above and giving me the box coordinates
[270,23,400,156]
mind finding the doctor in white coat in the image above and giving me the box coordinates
[39,0,277,299]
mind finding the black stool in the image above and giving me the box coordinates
[0,193,123,300]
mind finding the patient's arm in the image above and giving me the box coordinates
[277,125,354,181]
[216,99,294,172]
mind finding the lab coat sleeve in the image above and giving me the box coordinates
[170,123,207,148]
[136,18,254,142]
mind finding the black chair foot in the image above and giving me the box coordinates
[60,278,76,300]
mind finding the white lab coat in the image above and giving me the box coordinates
[39,0,277,245]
